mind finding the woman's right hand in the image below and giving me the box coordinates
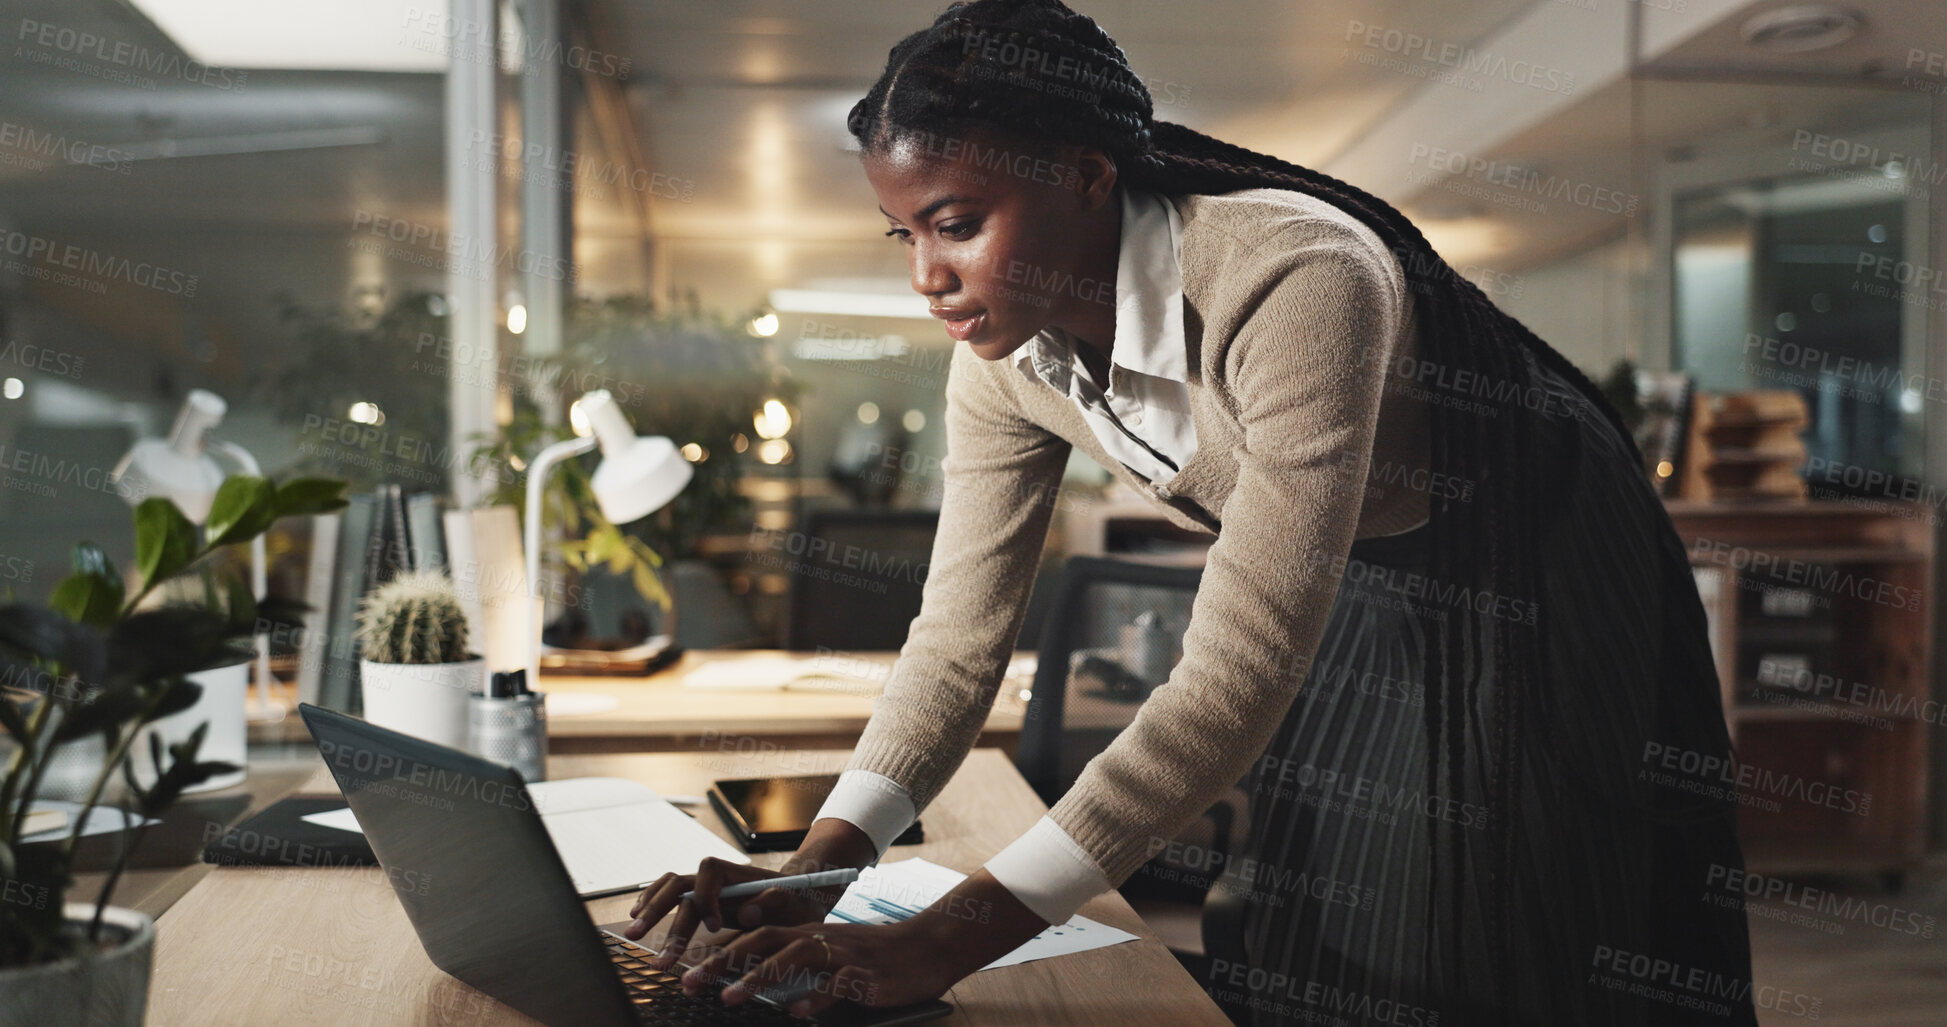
[623,857,850,970]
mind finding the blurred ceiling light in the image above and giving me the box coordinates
[102,127,388,163]
[1739,5,1862,54]
[2,378,22,400]
[769,289,930,320]
[129,0,449,71]
[731,433,751,454]
[791,333,913,362]
[753,399,793,440]
[348,401,384,426]
[568,396,593,437]
[756,439,793,465]
[747,309,781,337]
[506,304,528,335]
[1414,217,1507,267]
[681,443,708,462]
[857,402,880,425]
[902,410,926,433]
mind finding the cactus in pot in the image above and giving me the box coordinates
[357,572,470,665]
[354,572,481,748]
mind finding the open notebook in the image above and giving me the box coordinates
[304,777,749,897]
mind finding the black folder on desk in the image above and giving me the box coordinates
[200,796,377,868]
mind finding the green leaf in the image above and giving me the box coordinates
[144,677,205,723]
[204,476,277,547]
[48,543,122,627]
[0,690,28,743]
[223,574,257,629]
[0,603,102,675]
[107,608,240,683]
[52,686,144,741]
[272,477,349,518]
[252,595,308,639]
[134,722,236,816]
[631,562,671,611]
[133,498,199,594]
[68,541,115,581]
[627,536,665,569]
[49,572,122,628]
[201,567,221,613]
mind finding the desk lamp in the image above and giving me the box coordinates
[523,389,691,685]
[112,389,281,727]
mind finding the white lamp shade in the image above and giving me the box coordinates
[576,388,691,524]
[112,388,230,521]
[113,437,226,521]
[592,437,692,525]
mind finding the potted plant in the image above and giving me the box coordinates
[354,571,480,750]
[0,474,347,1025]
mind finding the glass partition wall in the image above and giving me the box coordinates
[1660,98,1931,490]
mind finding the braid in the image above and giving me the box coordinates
[850,0,1648,1012]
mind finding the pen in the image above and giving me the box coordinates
[678,868,861,907]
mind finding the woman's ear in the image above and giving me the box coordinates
[1069,145,1119,211]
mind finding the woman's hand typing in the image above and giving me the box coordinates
[622,817,882,970]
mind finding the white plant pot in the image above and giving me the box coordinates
[131,661,249,793]
[5,662,249,801]
[359,658,483,750]
[0,904,154,1027]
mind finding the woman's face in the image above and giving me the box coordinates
[863,127,1119,363]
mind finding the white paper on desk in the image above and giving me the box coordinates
[18,800,158,843]
[825,858,1138,971]
[301,777,749,897]
[679,653,889,696]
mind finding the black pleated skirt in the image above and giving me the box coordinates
[1230,360,1759,1027]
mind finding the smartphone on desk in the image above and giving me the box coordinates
[708,773,924,852]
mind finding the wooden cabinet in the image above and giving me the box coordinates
[1668,500,1933,880]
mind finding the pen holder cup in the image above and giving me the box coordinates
[469,692,548,783]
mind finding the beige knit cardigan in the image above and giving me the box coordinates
[847,186,1433,886]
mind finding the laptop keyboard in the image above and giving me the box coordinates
[605,935,800,1025]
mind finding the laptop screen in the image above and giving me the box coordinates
[300,704,637,1027]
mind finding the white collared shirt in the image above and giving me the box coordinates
[1010,186,1198,485]
[813,188,1197,925]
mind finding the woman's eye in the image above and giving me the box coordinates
[940,221,979,240]
[883,228,912,245]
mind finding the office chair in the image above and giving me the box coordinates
[781,508,938,651]
[1013,556,1250,973]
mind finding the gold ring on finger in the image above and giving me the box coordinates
[810,932,832,970]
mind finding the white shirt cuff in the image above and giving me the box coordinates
[813,770,917,859]
[982,815,1114,925]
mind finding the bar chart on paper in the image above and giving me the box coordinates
[824,858,1138,970]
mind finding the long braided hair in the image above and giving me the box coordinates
[847,0,1639,1011]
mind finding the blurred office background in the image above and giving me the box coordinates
[0,2,1944,1019]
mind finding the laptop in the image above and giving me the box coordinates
[298,704,953,1026]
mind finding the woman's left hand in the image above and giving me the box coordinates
[678,918,966,1019]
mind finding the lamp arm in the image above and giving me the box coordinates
[524,434,599,682]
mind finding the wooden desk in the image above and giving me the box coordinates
[251,651,1034,756]
[146,748,1227,1026]
[540,651,1031,755]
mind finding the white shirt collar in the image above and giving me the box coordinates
[1013,186,1187,388]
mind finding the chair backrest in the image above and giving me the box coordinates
[1014,556,1203,805]
[782,508,940,651]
